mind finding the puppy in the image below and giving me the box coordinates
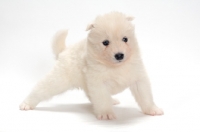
[20,12,163,120]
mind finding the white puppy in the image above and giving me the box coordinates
[20,12,163,120]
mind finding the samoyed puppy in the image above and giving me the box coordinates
[20,12,163,120]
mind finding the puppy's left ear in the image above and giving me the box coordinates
[126,16,135,21]
[86,23,94,31]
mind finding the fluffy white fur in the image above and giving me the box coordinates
[20,12,163,120]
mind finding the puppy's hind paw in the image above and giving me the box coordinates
[19,102,34,111]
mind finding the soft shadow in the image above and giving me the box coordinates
[35,103,149,125]
[36,103,93,113]
[112,106,148,125]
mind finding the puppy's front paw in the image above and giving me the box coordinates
[96,112,116,120]
[144,105,164,116]
[19,102,34,110]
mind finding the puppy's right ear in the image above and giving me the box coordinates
[86,23,94,31]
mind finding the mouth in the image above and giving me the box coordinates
[113,59,124,64]
[118,60,123,63]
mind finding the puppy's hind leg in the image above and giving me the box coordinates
[20,63,73,110]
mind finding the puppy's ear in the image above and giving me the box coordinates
[126,16,135,21]
[86,23,94,31]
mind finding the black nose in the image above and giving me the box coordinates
[115,53,124,60]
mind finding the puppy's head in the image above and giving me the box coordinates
[86,12,138,66]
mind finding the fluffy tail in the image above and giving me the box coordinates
[52,30,68,59]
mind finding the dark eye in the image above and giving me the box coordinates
[102,40,109,46]
[122,37,128,42]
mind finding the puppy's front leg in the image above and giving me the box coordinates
[130,71,164,116]
[87,80,115,120]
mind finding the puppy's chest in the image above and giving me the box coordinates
[104,66,133,94]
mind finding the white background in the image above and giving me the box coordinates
[0,0,200,132]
